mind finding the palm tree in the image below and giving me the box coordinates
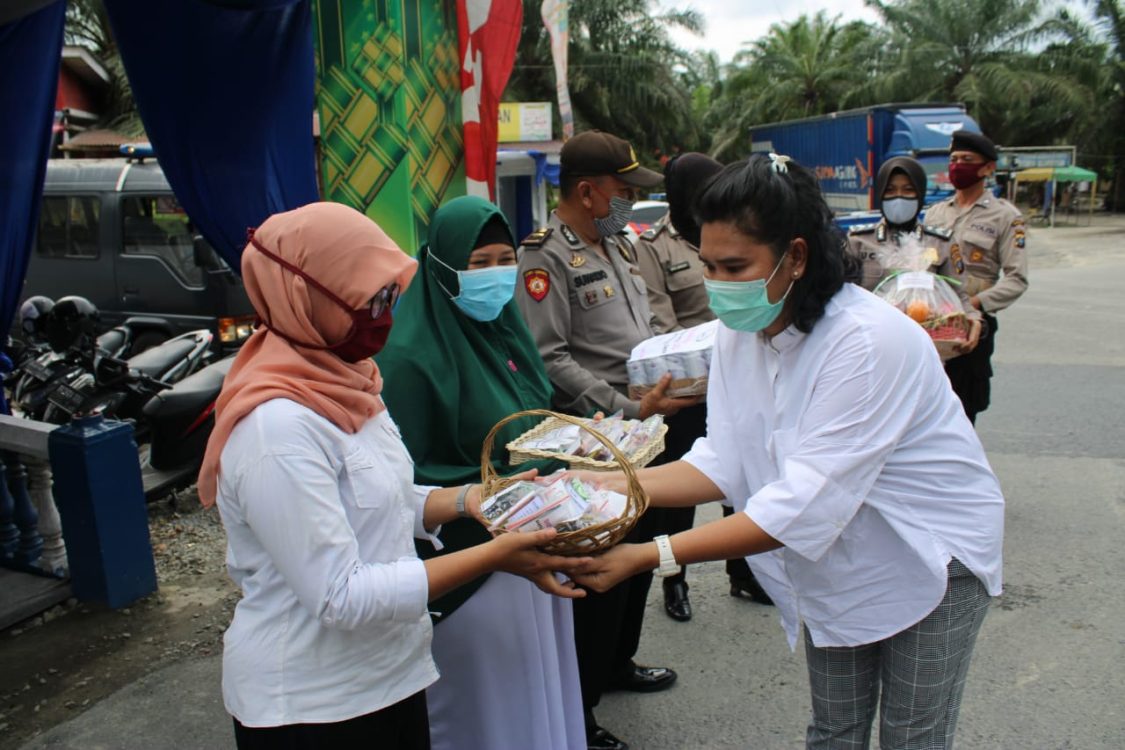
[1088,0,1125,208]
[507,0,704,159]
[865,0,1092,142]
[703,13,881,160]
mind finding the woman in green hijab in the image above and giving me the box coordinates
[378,196,585,750]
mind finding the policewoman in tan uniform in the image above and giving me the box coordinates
[515,130,697,750]
[847,156,983,336]
[925,131,1029,424]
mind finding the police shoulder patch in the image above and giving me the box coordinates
[520,227,552,249]
[848,223,878,236]
[923,224,953,241]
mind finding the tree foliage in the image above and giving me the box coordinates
[507,0,704,161]
[64,0,143,136]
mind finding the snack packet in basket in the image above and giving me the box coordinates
[480,481,541,527]
[617,415,664,457]
[485,474,628,535]
[498,481,571,531]
[519,422,582,453]
[577,411,624,459]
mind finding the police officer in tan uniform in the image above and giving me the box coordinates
[925,130,1028,423]
[634,153,774,622]
[516,130,696,750]
[847,156,983,342]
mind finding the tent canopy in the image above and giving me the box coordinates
[1015,165,1098,182]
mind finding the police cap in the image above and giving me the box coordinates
[950,130,998,162]
[560,130,663,188]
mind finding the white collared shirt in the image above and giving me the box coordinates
[216,399,441,727]
[684,284,1004,649]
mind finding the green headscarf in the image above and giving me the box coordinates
[377,195,558,620]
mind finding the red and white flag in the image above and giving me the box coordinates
[458,0,523,199]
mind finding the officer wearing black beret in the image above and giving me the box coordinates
[925,130,1028,423]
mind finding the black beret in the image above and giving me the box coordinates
[950,130,998,161]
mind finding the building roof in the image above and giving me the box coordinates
[61,46,110,88]
[59,129,148,152]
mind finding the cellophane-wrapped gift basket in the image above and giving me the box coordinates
[873,237,971,360]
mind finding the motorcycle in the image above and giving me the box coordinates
[40,328,214,430]
[17,338,233,501]
[139,354,234,500]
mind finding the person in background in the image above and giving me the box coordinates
[199,202,586,750]
[924,130,1028,424]
[515,130,696,750]
[847,156,982,365]
[634,153,772,619]
[378,196,585,750]
[574,155,1003,750]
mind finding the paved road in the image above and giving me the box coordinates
[21,219,1125,749]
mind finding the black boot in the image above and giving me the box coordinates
[663,578,692,622]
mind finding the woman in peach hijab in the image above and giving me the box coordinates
[198,203,586,750]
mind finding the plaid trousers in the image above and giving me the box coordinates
[803,559,991,750]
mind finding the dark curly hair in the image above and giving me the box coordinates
[694,154,855,333]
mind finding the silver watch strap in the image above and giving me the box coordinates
[455,484,473,517]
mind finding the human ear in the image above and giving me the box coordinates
[788,237,809,280]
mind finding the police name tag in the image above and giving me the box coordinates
[898,272,934,290]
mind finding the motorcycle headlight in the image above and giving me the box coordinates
[218,315,256,344]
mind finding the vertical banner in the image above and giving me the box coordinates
[540,0,573,140]
[457,0,523,199]
[313,0,465,254]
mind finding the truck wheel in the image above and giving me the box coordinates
[131,331,168,355]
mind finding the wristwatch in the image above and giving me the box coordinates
[653,534,679,578]
[455,484,473,518]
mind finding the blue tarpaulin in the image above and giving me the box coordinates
[104,0,319,269]
[0,0,65,413]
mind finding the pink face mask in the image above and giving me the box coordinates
[248,232,398,362]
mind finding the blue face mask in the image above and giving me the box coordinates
[703,251,794,333]
[431,253,518,322]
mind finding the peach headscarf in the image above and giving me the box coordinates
[197,202,417,507]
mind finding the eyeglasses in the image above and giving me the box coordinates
[370,283,400,318]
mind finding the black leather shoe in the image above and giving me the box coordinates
[608,664,678,693]
[663,579,692,621]
[730,575,774,606]
[587,725,629,750]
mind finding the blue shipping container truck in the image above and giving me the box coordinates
[748,103,982,215]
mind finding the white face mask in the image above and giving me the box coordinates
[881,197,920,226]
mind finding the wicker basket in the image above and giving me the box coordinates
[505,414,667,471]
[481,409,649,556]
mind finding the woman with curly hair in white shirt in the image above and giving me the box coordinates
[575,154,1003,750]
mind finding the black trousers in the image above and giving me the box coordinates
[650,405,705,585]
[945,313,997,424]
[573,404,708,725]
[232,691,430,750]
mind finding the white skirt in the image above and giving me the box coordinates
[426,572,585,750]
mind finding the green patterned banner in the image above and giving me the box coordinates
[313,0,465,254]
